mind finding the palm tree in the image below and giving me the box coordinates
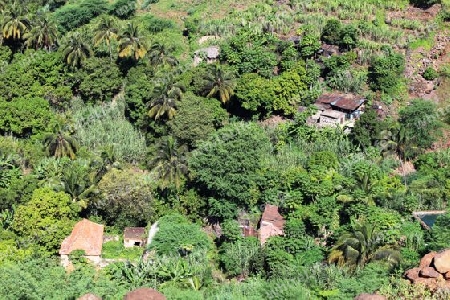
[149,136,188,190]
[148,82,183,120]
[24,15,58,51]
[62,31,93,68]
[148,42,178,68]
[118,22,147,60]
[2,2,30,40]
[201,64,235,104]
[43,132,79,159]
[93,15,119,61]
[328,223,400,269]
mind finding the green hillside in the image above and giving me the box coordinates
[1,0,450,299]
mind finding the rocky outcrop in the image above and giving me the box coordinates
[405,249,450,291]
[420,251,437,268]
[434,250,450,274]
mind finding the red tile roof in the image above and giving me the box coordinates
[60,219,104,256]
[124,227,146,240]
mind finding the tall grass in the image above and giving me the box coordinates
[71,97,146,164]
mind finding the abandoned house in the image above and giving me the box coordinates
[308,93,365,127]
[124,227,146,248]
[59,219,104,267]
[193,46,220,66]
[259,204,285,245]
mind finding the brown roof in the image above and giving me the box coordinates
[60,219,104,256]
[124,227,146,240]
[316,93,364,111]
[124,288,166,300]
[261,204,285,229]
[332,97,364,111]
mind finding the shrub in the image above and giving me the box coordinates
[149,214,211,255]
[0,97,58,138]
[422,67,438,81]
[109,0,136,19]
[53,0,108,33]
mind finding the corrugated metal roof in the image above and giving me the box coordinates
[316,93,365,111]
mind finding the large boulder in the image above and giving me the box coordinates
[420,251,437,269]
[433,250,450,274]
[420,266,441,278]
[78,294,101,300]
[405,267,421,282]
[124,288,166,300]
[354,293,386,300]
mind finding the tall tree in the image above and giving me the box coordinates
[118,22,147,60]
[12,188,79,255]
[398,99,441,159]
[328,223,400,269]
[201,64,235,104]
[62,31,93,68]
[93,15,119,61]
[148,82,183,120]
[24,15,58,51]
[149,136,188,190]
[189,122,271,208]
[43,132,78,160]
[147,42,178,68]
[350,108,382,149]
[2,2,30,41]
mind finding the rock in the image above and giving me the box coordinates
[445,271,450,280]
[78,294,101,300]
[354,293,386,300]
[420,266,441,278]
[433,250,450,274]
[420,251,437,269]
[405,267,421,282]
[414,277,440,290]
[124,287,166,300]
[424,82,434,94]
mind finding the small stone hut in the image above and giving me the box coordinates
[124,227,146,248]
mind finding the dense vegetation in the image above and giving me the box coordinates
[2,0,450,299]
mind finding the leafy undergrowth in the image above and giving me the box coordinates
[102,240,143,260]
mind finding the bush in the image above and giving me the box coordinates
[422,67,438,81]
[0,97,58,138]
[102,240,143,260]
[109,0,136,19]
[53,0,108,33]
[74,57,122,103]
[369,48,405,94]
[139,15,175,33]
[149,214,211,255]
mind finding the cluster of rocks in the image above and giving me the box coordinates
[405,249,450,290]
[406,33,450,99]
